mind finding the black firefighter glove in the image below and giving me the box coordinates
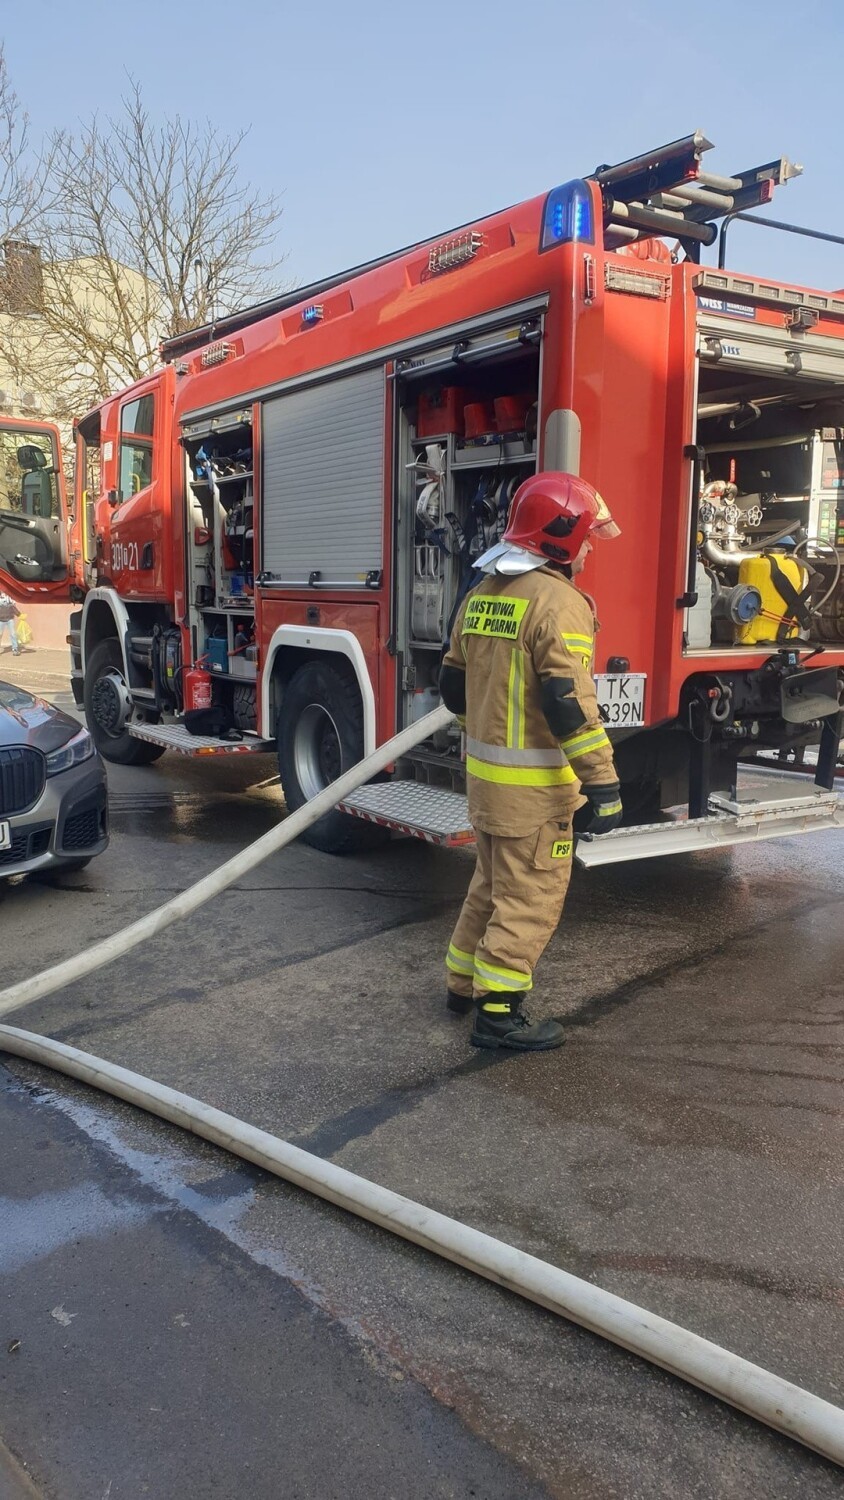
[577,782,623,837]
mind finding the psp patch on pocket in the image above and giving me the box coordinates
[551,839,573,860]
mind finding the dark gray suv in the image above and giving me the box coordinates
[0,681,108,877]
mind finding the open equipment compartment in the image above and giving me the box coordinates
[688,299,844,655]
[181,405,258,728]
[392,319,541,783]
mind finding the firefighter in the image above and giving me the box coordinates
[439,472,622,1052]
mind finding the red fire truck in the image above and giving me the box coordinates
[2,131,843,859]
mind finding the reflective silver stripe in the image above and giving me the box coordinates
[474,958,533,992]
[465,737,567,768]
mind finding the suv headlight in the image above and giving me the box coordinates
[45,727,95,776]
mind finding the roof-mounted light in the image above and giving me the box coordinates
[428,231,484,275]
[540,180,594,252]
[200,341,233,368]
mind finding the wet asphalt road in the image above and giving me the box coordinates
[1,687,843,1498]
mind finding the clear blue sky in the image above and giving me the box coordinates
[4,0,843,295]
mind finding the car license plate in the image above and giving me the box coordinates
[594,673,646,728]
[0,820,10,851]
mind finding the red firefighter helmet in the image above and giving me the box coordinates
[475,472,619,575]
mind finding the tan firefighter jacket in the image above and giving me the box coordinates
[442,566,619,836]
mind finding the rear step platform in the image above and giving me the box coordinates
[577,787,843,867]
[340,779,843,860]
[338,783,475,846]
[129,722,275,757]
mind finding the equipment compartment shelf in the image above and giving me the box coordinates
[201,602,255,614]
[189,473,253,491]
[451,450,535,469]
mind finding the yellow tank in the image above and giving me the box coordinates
[735,553,808,646]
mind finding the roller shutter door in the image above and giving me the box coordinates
[261,366,385,586]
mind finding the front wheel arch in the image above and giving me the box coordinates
[83,636,164,766]
[277,658,386,854]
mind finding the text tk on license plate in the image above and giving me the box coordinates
[0,820,10,850]
[594,673,646,728]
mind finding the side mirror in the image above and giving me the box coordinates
[108,489,119,507]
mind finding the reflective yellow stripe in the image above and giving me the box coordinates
[562,725,610,754]
[479,1001,511,1013]
[561,727,611,759]
[506,649,526,751]
[561,632,593,668]
[467,756,577,787]
[474,957,533,993]
[598,800,623,817]
[475,966,532,994]
[446,943,475,975]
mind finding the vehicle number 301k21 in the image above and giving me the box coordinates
[594,673,646,727]
[111,540,141,572]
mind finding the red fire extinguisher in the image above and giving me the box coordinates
[183,667,213,711]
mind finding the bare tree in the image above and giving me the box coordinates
[0,68,285,420]
[0,47,45,244]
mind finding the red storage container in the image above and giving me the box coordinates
[417,386,465,437]
[463,401,496,438]
[494,393,533,434]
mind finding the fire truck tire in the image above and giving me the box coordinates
[84,638,166,766]
[277,661,387,853]
[233,683,257,732]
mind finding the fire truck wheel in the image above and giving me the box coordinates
[84,638,166,766]
[278,660,388,853]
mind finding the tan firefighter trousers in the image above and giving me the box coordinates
[445,815,575,1000]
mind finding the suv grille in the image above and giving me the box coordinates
[0,746,46,815]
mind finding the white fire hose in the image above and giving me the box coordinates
[1,702,842,1467]
[0,706,454,1016]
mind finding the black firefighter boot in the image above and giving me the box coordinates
[447,989,474,1016]
[471,994,565,1052]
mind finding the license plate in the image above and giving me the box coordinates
[0,820,10,850]
[595,673,646,728]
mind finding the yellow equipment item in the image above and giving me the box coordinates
[735,553,808,645]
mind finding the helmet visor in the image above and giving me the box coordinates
[590,517,621,540]
[589,491,620,540]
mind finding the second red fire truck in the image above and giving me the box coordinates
[2,130,843,859]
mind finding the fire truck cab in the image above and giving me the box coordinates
[0,416,69,595]
[4,131,844,860]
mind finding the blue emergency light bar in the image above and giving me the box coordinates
[540,180,594,252]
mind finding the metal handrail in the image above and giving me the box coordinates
[718,211,844,269]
